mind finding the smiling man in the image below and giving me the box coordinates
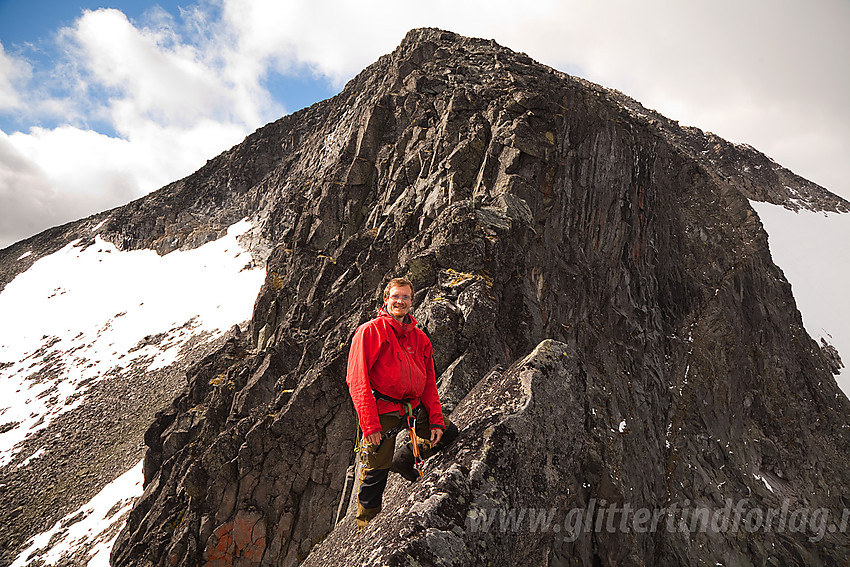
[346,277,459,529]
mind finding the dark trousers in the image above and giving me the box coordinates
[356,405,459,526]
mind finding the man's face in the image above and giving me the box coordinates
[386,285,413,320]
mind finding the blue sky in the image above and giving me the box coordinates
[0,0,338,135]
[1,0,849,248]
[0,1,147,47]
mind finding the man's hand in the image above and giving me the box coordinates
[365,432,383,446]
[430,428,443,446]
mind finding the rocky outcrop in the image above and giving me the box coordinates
[605,93,849,215]
[307,339,585,565]
[107,28,850,567]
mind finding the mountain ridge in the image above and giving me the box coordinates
[1,27,849,566]
[2,29,846,294]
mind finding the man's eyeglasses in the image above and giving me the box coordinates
[389,294,411,302]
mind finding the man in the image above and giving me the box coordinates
[346,277,459,529]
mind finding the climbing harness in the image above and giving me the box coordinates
[371,390,425,478]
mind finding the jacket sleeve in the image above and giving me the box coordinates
[419,337,445,430]
[346,323,383,437]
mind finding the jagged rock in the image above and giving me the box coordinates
[821,337,844,375]
[9,27,837,567]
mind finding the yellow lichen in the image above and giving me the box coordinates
[268,271,285,291]
[444,268,493,288]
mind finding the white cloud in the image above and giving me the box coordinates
[0,42,32,112]
[0,134,56,245]
[66,8,271,130]
[1,127,142,247]
[0,7,281,248]
[0,120,249,247]
[74,10,220,122]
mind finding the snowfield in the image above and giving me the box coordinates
[10,460,143,567]
[750,202,850,395]
[1,219,265,566]
[0,219,265,467]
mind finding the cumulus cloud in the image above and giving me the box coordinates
[0,7,281,248]
[0,127,138,247]
[65,8,278,130]
[0,127,149,246]
[0,134,55,245]
[0,120,251,248]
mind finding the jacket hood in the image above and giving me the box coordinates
[377,306,418,336]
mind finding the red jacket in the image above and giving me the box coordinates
[346,308,445,437]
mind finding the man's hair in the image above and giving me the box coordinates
[383,277,414,300]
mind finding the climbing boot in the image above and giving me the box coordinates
[355,502,381,530]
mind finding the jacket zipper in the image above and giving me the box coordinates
[398,330,414,407]
[405,340,414,399]
[391,317,416,412]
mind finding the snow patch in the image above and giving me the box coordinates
[754,473,775,493]
[11,460,144,567]
[17,448,45,468]
[0,219,265,466]
[17,251,32,260]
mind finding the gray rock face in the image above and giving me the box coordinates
[79,27,850,566]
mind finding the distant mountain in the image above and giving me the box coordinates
[1,28,848,567]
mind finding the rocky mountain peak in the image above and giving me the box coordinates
[2,28,848,567]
